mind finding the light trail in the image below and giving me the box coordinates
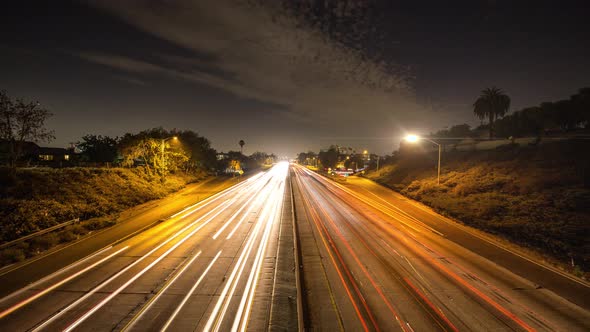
[204,162,289,332]
[0,246,128,319]
[0,245,114,306]
[62,198,236,332]
[232,179,284,332]
[171,171,264,220]
[403,277,459,332]
[122,250,203,332]
[298,166,443,237]
[161,250,223,332]
[4,165,286,331]
[212,175,270,239]
[312,193,407,327]
[224,181,278,240]
[295,172,371,332]
[297,166,536,331]
[33,197,234,331]
[203,196,272,332]
[0,172,261,322]
[301,170,459,331]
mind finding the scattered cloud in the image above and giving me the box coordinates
[85,0,430,138]
[113,75,148,86]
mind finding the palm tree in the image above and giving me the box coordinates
[473,87,511,138]
[239,139,245,154]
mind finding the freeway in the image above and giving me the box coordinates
[0,162,298,331]
[1,162,588,331]
[292,164,590,331]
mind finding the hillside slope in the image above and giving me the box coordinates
[0,167,205,243]
[365,140,590,273]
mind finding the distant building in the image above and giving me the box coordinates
[37,147,71,162]
[0,140,76,166]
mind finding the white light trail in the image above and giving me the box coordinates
[171,172,264,219]
[34,198,233,331]
[204,162,288,331]
[63,201,233,332]
[203,197,274,332]
[0,246,128,320]
[212,176,269,239]
[122,250,203,331]
[0,245,114,306]
[232,179,284,332]
[161,250,223,332]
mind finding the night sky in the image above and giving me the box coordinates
[1,0,589,156]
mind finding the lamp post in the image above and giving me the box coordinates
[405,134,441,185]
[161,136,178,171]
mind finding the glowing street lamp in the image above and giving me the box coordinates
[404,134,441,185]
[161,136,178,170]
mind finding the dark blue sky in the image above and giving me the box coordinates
[1,0,589,155]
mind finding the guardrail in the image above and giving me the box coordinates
[0,218,80,250]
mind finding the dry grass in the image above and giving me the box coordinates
[0,167,208,266]
[367,140,590,272]
[0,167,205,243]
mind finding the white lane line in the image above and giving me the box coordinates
[212,179,268,240]
[225,178,276,241]
[33,199,233,332]
[63,201,232,332]
[232,181,284,332]
[171,172,265,219]
[224,183,274,240]
[204,183,277,332]
[0,246,128,319]
[161,250,223,332]
[0,245,114,306]
[122,250,203,331]
[303,167,445,237]
[205,163,288,332]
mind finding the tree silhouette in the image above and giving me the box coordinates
[473,87,511,138]
[239,139,245,154]
[0,90,55,167]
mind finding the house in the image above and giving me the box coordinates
[37,147,71,162]
[0,140,75,166]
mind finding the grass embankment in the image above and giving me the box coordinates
[0,167,207,265]
[366,140,590,274]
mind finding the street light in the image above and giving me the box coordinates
[404,134,441,185]
[161,136,178,170]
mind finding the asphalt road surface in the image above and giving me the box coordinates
[291,164,590,331]
[1,162,588,331]
[0,163,298,331]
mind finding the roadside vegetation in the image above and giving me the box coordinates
[0,90,278,266]
[0,167,207,265]
[364,83,590,277]
[366,140,590,274]
[311,86,589,275]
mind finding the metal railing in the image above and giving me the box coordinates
[0,218,80,250]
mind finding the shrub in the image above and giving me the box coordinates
[70,224,87,235]
[84,217,116,231]
[0,248,25,265]
[29,233,60,251]
[367,140,590,271]
[59,231,78,243]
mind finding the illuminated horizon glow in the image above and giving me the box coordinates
[405,134,419,143]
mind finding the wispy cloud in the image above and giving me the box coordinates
[113,75,148,86]
[85,0,429,134]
